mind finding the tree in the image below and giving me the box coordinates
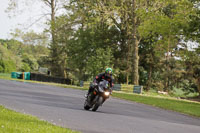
[177,45,200,97]
[7,0,66,76]
[86,48,114,78]
[138,0,194,91]
[66,21,117,80]
[21,63,31,72]
[0,59,16,73]
[10,29,49,58]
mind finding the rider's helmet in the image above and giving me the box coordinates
[105,68,112,76]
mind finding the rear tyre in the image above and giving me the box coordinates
[84,92,93,110]
[84,100,90,110]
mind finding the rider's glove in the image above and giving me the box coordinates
[93,82,98,87]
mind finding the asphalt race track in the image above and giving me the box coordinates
[0,79,200,133]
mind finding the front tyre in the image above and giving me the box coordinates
[92,96,103,111]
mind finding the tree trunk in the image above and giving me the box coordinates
[132,39,139,85]
[51,0,56,48]
[167,38,170,90]
[164,37,170,91]
[126,38,131,85]
[131,0,139,85]
[61,58,67,78]
[49,0,59,76]
[126,73,129,84]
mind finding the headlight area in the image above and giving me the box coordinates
[104,92,110,96]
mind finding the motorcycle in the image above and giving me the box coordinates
[84,80,111,111]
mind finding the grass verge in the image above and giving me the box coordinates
[0,105,79,133]
[0,73,11,80]
[112,92,200,117]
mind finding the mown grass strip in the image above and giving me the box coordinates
[0,73,11,79]
[0,105,79,133]
[112,92,200,117]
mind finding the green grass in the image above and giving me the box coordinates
[0,106,79,133]
[112,92,200,117]
[0,73,11,79]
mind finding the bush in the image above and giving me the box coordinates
[152,81,165,91]
[171,87,199,98]
[0,59,16,73]
[21,63,31,72]
[171,81,199,98]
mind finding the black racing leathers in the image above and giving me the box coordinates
[87,73,113,94]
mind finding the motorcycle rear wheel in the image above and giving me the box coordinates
[84,100,90,110]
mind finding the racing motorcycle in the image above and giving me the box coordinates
[84,80,112,111]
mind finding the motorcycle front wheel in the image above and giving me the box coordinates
[92,96,104,111]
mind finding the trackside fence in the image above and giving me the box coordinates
[30,73,71,84]
[11,72,71,85]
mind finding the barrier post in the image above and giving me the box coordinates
[22,72,24,80]
[133,85,143,94]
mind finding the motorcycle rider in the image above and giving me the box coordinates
[85,68,114,98]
